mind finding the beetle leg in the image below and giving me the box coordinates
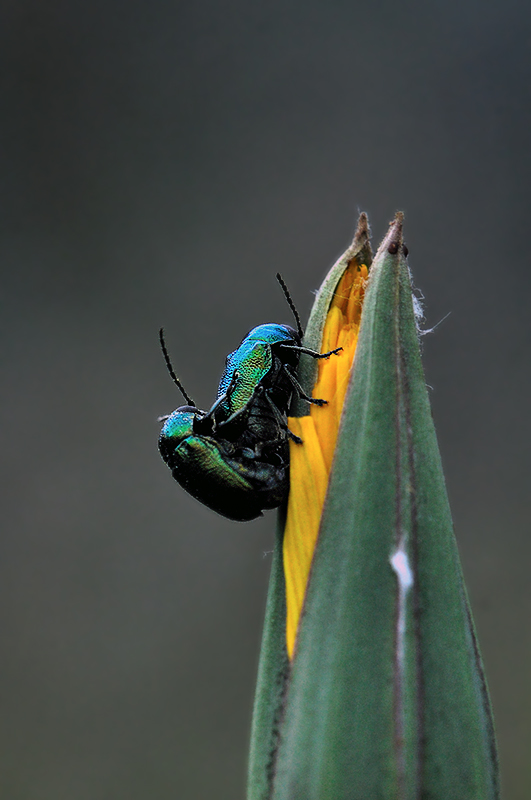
[204,371,241,427]
[315,346,343,358]
[262,388,303,445]
[217,402,251,428]
[216,373,258,429]
[281,365,328,407]
[203,394,228,422]
[279,343,343,359]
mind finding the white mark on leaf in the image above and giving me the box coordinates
[391,547,413,593]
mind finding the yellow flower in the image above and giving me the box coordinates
[283,257,369,657]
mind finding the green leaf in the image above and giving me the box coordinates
[248,214,498,800]
[247,509,290,800]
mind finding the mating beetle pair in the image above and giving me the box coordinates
[158,275,341,521]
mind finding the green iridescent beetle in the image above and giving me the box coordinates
[159,406,288,521]
[158,276,341,520]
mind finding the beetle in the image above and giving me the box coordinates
[158,327,290,520]
[158,274,341,520]
[206,274,341,446]
[159,406,288,521]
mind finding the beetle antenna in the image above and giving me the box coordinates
[276,273,303,339]
[159,328,196,407]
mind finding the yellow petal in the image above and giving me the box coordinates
[283,263,369,658]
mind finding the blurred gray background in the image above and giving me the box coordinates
[1,1,530,798]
